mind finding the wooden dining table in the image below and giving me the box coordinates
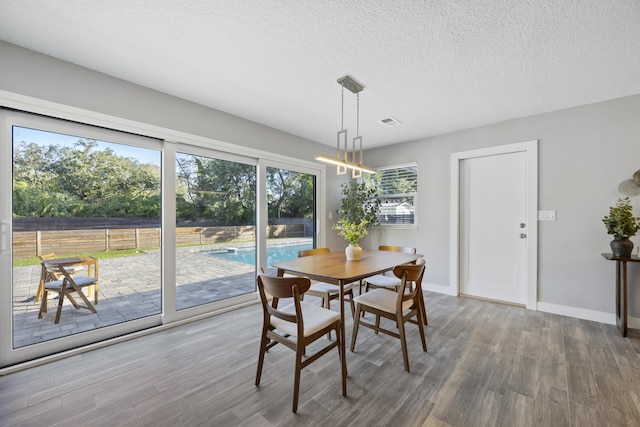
[271,249,422,366]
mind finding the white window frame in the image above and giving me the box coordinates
[370,162,418,229]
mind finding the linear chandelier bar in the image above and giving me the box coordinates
[316,75,375,176]
[315,154,376,174]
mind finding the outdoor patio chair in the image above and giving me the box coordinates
[255,274,347,412]
[38,261,98,324]
[36,253,84,302]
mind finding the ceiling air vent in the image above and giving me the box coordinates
[378,116,401,127]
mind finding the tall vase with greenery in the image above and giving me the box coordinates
[602,197,640,258]
[333,181,380,260]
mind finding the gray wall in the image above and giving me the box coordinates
[0,41,326,163]
[3,40,640,319]
[362,95,640,317]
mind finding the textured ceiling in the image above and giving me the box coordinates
[1,0,639,149]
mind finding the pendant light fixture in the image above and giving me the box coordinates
[316,75,375,177]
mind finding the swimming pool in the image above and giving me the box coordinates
[205,242,313,265]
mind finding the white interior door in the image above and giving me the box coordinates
[452,141,538,308]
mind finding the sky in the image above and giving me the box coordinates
[13,126,161,166]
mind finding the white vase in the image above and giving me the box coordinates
[345,243,363,261]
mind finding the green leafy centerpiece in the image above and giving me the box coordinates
[333,181,380,260]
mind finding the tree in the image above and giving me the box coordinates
[12,139,161,218]
[266,168,314,219]
[176,155,256,224]
[14,138,314,227]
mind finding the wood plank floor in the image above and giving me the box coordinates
[2,292,640,426]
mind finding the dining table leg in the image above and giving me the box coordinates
[36,264,47,302]
[339,279,348,381]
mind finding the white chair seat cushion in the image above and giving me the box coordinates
[354,289,413,314]
[308,281,353,295]
[44,277,97,290]
[364,274,401,288]
[271,301,341,337]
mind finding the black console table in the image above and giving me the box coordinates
[602,253,640,337]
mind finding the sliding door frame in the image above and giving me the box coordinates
[1,108,164,367]
[0,90,326,370]
[258,158,326,271]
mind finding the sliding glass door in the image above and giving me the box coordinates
[1,110,163,365]
[0,108,324,368]
[264,166,315,270]
[174,149,257,311]
[172,158,320,310]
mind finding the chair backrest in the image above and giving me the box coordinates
[40,254,84,278]
[393,258,425,303]
[39,253,58,261]
[42,260,67,277]
[377,246,418,273]
[42,261,90,289]
[257,274,312,330]
[258,274,311,300]
[40,254,64,280]
[298,247,330,258]
[393,257,425,281]
[379,245,416,254]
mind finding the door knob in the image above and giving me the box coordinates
[520,233,527,239]
[520,223,526,228]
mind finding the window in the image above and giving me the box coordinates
[9,120,162,348]
[365,163,417,226]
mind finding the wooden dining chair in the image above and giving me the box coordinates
[351,260,427,372]
[362,245,427,324]
[362,245,416,293]
[38,261,98,324]
[36,253,84,302]
[255,274,347,413]
[298,248,356,318]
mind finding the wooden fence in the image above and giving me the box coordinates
[13,224,307,259]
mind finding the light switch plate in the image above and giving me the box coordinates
[538,210,556,221]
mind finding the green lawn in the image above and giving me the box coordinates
[13,249,147,267]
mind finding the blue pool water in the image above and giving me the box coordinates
[205,243,312,266]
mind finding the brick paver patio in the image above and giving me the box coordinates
[12,240,311,348]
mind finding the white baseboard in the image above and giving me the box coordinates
[536,302,616,325]
[422,284,640,328]
[537,302,640,329]
[423,282,457,296]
